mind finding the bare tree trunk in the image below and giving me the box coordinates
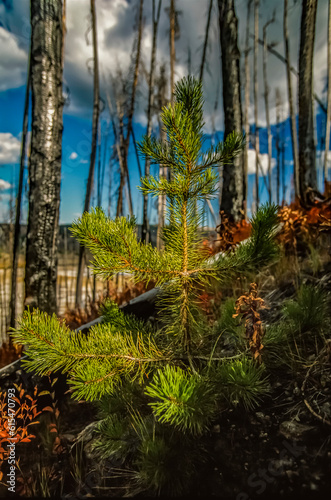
[243,0,252,219]
[115,0,143,218]
[324,0,331,185]
[284,0,299,199]
[169,0,175,104]
[156,64,168,250]
[199,0,214,82]
[218,0,244,222]
[9,50,30,329]
[75,0,100,308]
[298,0,318,205]
[142,0,162,244]
[253,0,259,209]
[25,0,64,314]
[275,88,281,206]
[263,15,274,203]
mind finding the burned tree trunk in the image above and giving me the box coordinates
[253,0,259,209]
[141,0,162,244]
[9,51,30,328]
[75,0,100,308]
[199,0,214,82]
[298,0,318,205]
[24,0,64,314]
[284,0,299,199]
[243,0,252,218]
[218,0,244,222]
[262,15,274,203]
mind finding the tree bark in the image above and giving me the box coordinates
[275,88,282,206]
[141,0,162,244]
[116,0,143,218]
[169,0,175,104]
[156,64,168,250]
[9,51,30,328]
[243,0,252,219]
[298,0,318,205]
[284,0,299,199]
[25,0,64,314]
[75,0,100,308]
[218,0,244,222]
[199,0,214,82]
[263,16,274,203]
[253,0,259,209]
[324,0,331,185]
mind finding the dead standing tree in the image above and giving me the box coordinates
[141,0,162,244]
[9,50,31,329]
[75,0,100,308]
[284,0,299,199]
[24,0,64,314]
[199,0,214,82]
[262,14,275,203]
[156,64,168,250]
[243,0,253,218]
[218,0,244,222]
[116,0,144,218]
[253,0,260,209]
[298,0,318,205]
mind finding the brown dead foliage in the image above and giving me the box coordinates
[233,283,267,363]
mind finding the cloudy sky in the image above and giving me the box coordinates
[0,0,329,223]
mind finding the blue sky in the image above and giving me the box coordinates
[0,0,329,225]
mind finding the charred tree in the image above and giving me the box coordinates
[253,0,259,209]
[243,0,253,218]
[275,88,282,206]
[218,0,244,222]
[298,0,318,205]
[141,0,162,244]
[199,0,214,82]
[9,51,30,329]
[262,15,274,203]
[116,0,144,217]
[24,0,64,314]
[284,0,299,199]
[75,0,100,308]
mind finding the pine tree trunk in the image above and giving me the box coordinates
[284,0,299,199]
[75,0,100,308]
[243,0,252,219]
[298,0,318,205]
[253,0,259,209]
[263,17,274,203]
[9,52,30,328]
[218,0,244,222]
[324,0,331,185]
[24,0,64,314]
[142,0,162,244]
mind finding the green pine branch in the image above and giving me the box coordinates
[11,308,169,401]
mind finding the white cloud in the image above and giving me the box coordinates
[0,0,328,131]
[0,133,20,164]
[247,149,276,176]
[0,179,12,190]
[0,27,27,91]
[69,151,78,160]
